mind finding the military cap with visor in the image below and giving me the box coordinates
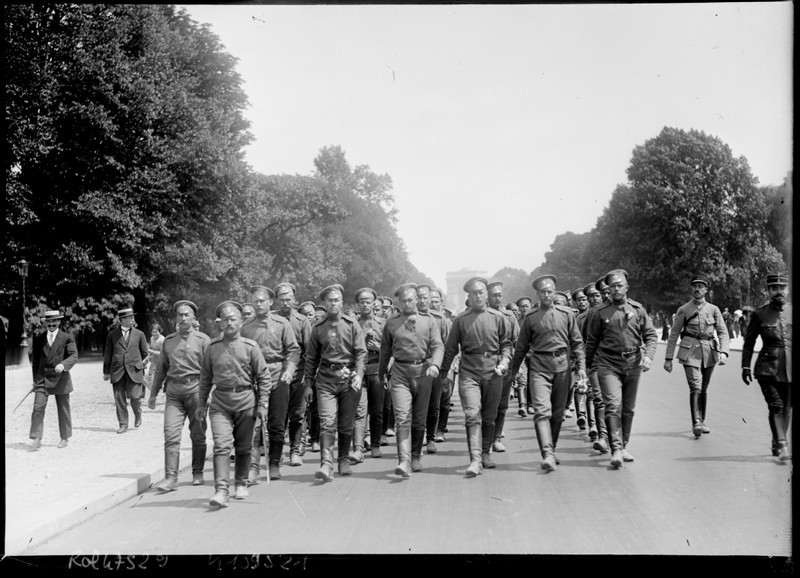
[173,300,198,314]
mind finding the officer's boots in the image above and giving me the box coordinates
[621,413,635,462]
[481,422,497,469]
[156,448,180,492]
[535,419,557,472]
[773,413,791,461]
[698,391,710,433]
[337,432,353,476]
[268,438,283,480]
[192,444,206,486]
[394,426,412,477]
[410,427,424,472]
[690,392,703,438]
[550,415,564,465]
[315,432,335,482]
[465,425,484,477]
[607,415,624,468]
[233,452,250,500]
[593,402,610,453]
[575,391,588,429]
[586,396,597,439]
[210,454,231,507]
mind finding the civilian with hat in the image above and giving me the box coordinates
[742,273,792,460]
[29,310,78,450]
[510,275,586,472]
[241,284,300,483]
[581,282,609,452]
[196,301,270,507]
[351,287,387,461]
[148,300,211,490]
[303,284,368,481]
[417,282,451,456]
[664,274,730,438]
[486,281,520,455]
[440,277,512,477]
[103,307,149,434]
[273,282,313,467]
[585,269,658,468]
[378,282,444,476]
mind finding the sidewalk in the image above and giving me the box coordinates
[4,360,212,555]
[3,337,760,555]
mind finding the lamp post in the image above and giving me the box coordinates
[18,259,30,367]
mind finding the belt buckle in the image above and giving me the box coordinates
[483,352,493,358]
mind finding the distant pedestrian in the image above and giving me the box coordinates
[29,310,78,450]
[742,273,792,461]
[664,275,730,438]
[103,307,149,434]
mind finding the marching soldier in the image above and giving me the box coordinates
[742,273,792,461]
[273,283,312,466]
[571,288,592,432]
[582,282,609,452]
[196,301,270,507]
[416,283,450,455]
[379,282,444,476]
[241,285,300,483]
[303,284,367,481]
[487,281,520,454]
[515,296,535,416]
[585,270,658,469]
[149,300,211,490]
[510,275,586,472]
[352,287,387,461]
[440,277,511,477]
[664,275,730,438]
[430,287,457,444]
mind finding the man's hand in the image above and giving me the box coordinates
[382,376,390,391]
[279,370,293,383]
[426,365,440,378]
[195,405,206,422]
[663,360,673,373]
[258,405,269,422]
[350,374,363,392]
[641,356,653,372]
[718,352,728,366]
[577,369,588,383]
[147,396,157,410]
[742,368,752,385]
[103,374,110,382]
[54,363,65,374]
[494,362,508,376]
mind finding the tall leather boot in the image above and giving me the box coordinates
[607,415,624,468]
[575,391,587,429]
[210,454,231,507]
[465,424,483,477]
[550,416,563,465]
[481,421,496,469]
[593,403,609,453]
[535,419,556,472]
[315,431,335,481]
[690,392,703,438]
[338,432,353,475]
[621,412,635,461]
[395,426,412,477]
[192,444,207,485]
[156,448,180,492]
[233,452,251,500]
[411,427,425,472]
[248,425,262,485]
[698,391,710,433]
[768,412,779,456]
[586,397,597,439]
[773,413,791,461]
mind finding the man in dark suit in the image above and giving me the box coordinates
[103,307,149,434]
[29,310,79,450]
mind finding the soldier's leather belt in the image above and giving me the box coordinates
[321,362,354,371]
[481,352,499,358]
[534,348,567,357]
[600,346,639,358]
[167,376,199,386]
[683,333,713,341]
[394,358,429,366]
[215,385,252,392]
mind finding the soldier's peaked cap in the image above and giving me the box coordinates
[318,284,344,301]
[584,283,600,295]
[515,296,533,307]
[689,274,710,287]
[380,296,393,306]
[215,300,243,318]
[571,289,586,301]
[532,274,557,291]
[463,277,488,292]
[766,273,788,286]
[274,282,296,296]
[299,300,316,310]
[173,300,198,314]
[487,281,504,291]
[604,269,628,285]
[250,285,275,298]
[415,283,432,293]
[595,277,609,291]
[394,282,418,298]
[354,287,378,301]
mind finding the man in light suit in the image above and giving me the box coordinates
[664,274,730,438]
[103,307,149,434]
[29,310,79,450]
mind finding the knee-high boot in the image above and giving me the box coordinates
[768,412,779,456]
[156,449,180,491]
[575,391,587,429]
[192,444,207,476]
[773,413,791,460]
[394,426,411,477]
[586,396,596,436]
[213,453,231,493]
[593,402,609,453]
[690,392,703,438]
[607,415,623,467]
[698,391,710,433]
[315,431,336,481]
[465,424,483,477]
[234,452,250,488]
[535,419,556,471]
[337,431,353,475]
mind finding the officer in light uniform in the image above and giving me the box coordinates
[440,277,511,477]
[585,270,658,468]
[742,273,792,460]
[303,284,367,481]
[196,301,270,507]
[149,300,211,491]
[664,274,730,438]
[241,285,300,483]
[511,275,586,472]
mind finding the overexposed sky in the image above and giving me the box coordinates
[180,3,793,290]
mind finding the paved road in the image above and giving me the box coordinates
[21,349,791,559]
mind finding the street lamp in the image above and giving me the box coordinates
[17,259,30,367]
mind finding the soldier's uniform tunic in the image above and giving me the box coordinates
[424,308,451,447]
[276,307,312,460]
[353,312,386,456]
[492,306,521,449]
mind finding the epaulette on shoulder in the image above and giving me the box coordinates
[554,304,574,314]
[209,335,224,345]
[485,307,503,316]
[341,314,355,323]
[627,298,644,309]
[164,331,179,340]
[241,316,256,328]
[755,303,770,311]
[428,309,444,318]
[387,311,403,321]
[240,336,258,347]
[270,312,291,324]
[312,315,328,327]
[292,310,308,322]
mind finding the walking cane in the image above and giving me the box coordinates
[13,385,35,413]
[262,420,270,485]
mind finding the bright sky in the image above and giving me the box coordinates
[180,3,793,290]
